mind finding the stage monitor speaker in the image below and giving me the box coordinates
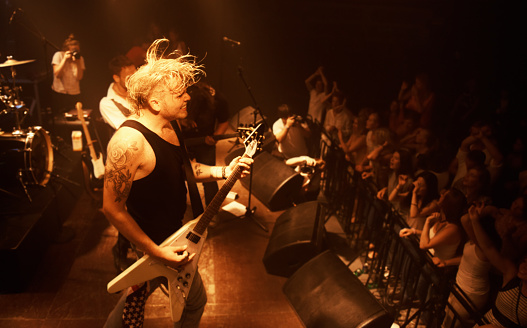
[239,151,303,211]
[283,250,393,328]
[229,106,266,131]
[263,201,325,277]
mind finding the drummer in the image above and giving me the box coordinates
[51,34,86,116]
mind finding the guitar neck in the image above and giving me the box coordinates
[76,107,99,160]
[192,158,247,235]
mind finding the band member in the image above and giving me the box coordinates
[100,55,136,131]
[102,39,252,327]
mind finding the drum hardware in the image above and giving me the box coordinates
[0,57,36,68]
[46,170,81,188]
[0,126,54,201]
[17,169,33,202]
[0,186,23,199]
[0,56,35,132]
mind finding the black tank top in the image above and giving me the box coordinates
[122,120,187,244]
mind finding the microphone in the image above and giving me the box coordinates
[223,36,241,46]
[9,8,20,25]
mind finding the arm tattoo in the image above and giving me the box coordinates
[105,140,138,202]
[194,163,203,177]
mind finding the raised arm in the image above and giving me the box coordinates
[305,66,328,93]
[419,213,461,250]
[469,204,517,284]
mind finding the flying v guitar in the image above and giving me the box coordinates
[107,124,262,322]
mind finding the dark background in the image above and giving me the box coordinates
[1,0,525,127]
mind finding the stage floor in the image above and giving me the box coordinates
[0,134,332,327]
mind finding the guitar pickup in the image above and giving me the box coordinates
[186,232,201,244]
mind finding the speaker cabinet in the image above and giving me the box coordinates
[283,250,393,328]
[263,201,325,277]
[238,151,303,211]
[229,106,266,131]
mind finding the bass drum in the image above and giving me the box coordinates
[0,127,54,187]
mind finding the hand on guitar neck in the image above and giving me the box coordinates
[76,102,105,179]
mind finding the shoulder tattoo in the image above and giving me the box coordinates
[105,140,139,202]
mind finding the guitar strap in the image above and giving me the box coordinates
[171,121,204,219]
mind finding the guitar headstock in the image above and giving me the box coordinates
[75,102,85,123]
[239,123,264,158]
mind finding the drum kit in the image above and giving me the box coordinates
[0,56,54,201]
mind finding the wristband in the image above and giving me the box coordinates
[211,166,223,179]
[222,166,228,179]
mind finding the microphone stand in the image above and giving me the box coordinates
[236,66,270,232]
[10,7,60,128]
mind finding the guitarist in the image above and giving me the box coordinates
[180,81,230,206]
[102,39,253,328]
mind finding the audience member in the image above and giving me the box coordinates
[377,148,414,214]
[390,109,419,146]
[338,108,375,164]
[469,202,527,328]
[450,121,504,187]
[272,104,310,159]
[441,212,497,328]
[338,116,367,164]
[416,188,467,263]
[285,156,325,202]
[389,78,412,129]
[454,165,491,206]
[305,66,332,124]
[365,112,382,154]
[399,127,444,173]
[323,90,353,143]
[403,171,440,230]
[404,72,436,129]
[492,134,527,207]
[358,127,393,187]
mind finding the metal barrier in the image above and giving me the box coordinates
[318,138,487,328]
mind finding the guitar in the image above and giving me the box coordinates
[76,102,105,179]
[107,125,262,322]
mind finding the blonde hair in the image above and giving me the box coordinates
[126,38,204,115]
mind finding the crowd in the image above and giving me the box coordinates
[276,66,527,328]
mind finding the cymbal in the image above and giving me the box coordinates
[0,57,35,68]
